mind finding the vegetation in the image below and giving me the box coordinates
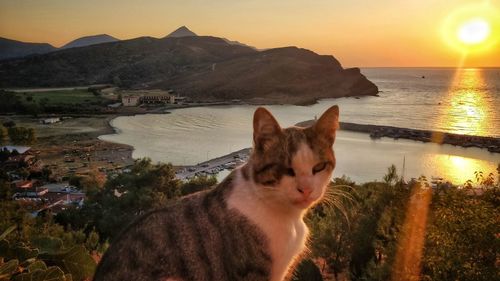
[54,158,216,240]
[0,201,98,281]
[1,158,498,280]
[7,127,37,145]
[19,90,104,105]
[0,126,6,145]
[421,184,498,281]
[302,165,499,280]
[292,259,324,281]
[0,89,111,115]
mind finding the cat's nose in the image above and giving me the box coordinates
[297,186,312,197]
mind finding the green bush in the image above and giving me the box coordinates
[292,259,323,281]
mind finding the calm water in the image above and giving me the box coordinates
[100,68,500,184]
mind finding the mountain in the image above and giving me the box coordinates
[0,35,378,104]
[0,37,56,60]
[157,46,377,104]
[222,38,257,50]
[165,26,198,38]
[61,34,119,49]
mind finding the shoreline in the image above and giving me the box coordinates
[3,102,498,182]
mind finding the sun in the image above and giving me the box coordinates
[457,18,490,45]
[441,3,499,54]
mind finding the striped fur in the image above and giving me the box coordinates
[93,105,339,281]
[93,175,272,281]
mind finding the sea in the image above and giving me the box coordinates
[99,68,500,184]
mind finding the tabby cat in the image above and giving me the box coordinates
[93,105,339,281]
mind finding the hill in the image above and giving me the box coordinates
[0,35,378,104]
[0,37,56,60]
[61,34,120,49]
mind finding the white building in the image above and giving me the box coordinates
[122,96,140,106]
[40,118,60,124]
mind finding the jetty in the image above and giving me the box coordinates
[175,148,251,180]
[176,120,499,180]
[297,120,500,153]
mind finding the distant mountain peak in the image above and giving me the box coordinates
[166,26,198,38]
[0,37,56,60]
[61,34,119,49]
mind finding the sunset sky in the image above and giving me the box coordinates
[1,0,499,67]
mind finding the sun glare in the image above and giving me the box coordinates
[442,3,499,54]
[457,18,490,44]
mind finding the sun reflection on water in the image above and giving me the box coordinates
[427,153,497,185]
[438,68,492,136]
[430,68,497,185]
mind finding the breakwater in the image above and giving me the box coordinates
[296,120,500,153]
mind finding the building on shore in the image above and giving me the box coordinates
[40,118,60,124]
[107,102,122,108]
[141,93,171,104]
[122,95,140,106]
[121,90,186,106]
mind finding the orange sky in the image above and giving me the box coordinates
[0,0,499,67]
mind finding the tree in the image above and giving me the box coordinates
[57,158,183,240]
[2,121,16,128]
[422,186,498,281]
[181,175,217,195]
[112,75,122,86]
[383,164,398,186]
[25,103,41,117]
[308,203,352,281]
[0,179,12,200]
[292,259,324,281]
[0,148,11,162]
[27,128,36,144]
[7,127,37,145]
[0,125,7,145]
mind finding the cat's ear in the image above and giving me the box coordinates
[314,105,339,144]
[253,107,282,150]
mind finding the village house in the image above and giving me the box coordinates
[120,90,186,106]
[141,93,171,104]
[3,154,36,170]
[122,95,140,106]
[11,179,47,198]
[39,117,60,124]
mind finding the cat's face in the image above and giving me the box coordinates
[247,106,339,211]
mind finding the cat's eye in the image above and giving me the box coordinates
[312,162,328,174]
[263,179,277,186]
[286,168,295,177]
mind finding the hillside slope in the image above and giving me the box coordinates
[0,37,56,60]
[61,34,119,49]
[0,35,378,104]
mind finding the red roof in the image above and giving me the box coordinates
[14,180,37,189]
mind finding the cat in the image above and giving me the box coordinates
[93,105,339,281]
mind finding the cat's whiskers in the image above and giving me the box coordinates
[320,184,357,224]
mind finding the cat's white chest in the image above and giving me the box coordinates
[266,217,308,281]
[227,172,309,281]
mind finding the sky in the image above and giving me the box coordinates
[0,0,499,67]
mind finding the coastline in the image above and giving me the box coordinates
[3,96,498,182]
